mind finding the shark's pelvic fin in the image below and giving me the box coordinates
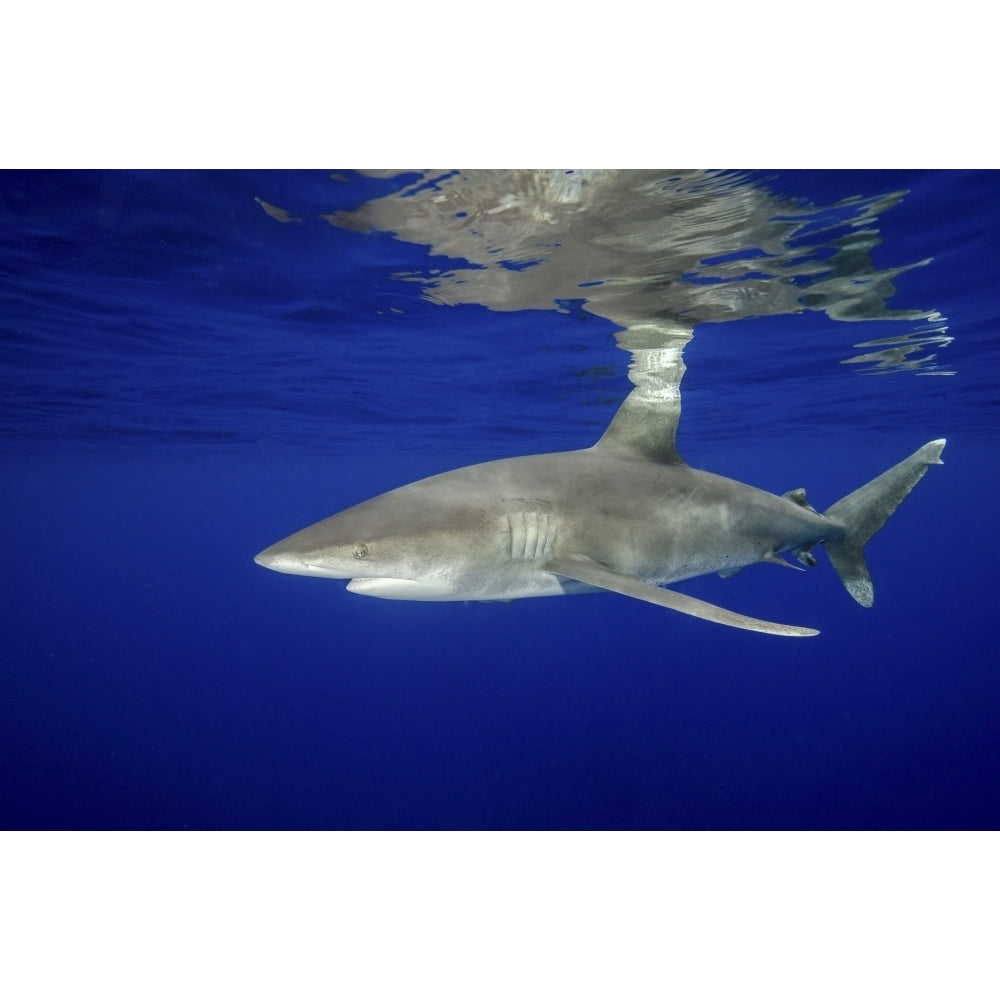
[823,439,946,607]
[543,554,819,637]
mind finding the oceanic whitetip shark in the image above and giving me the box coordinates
[255,388,945,637]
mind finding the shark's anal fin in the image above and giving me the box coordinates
[762,552,805,571]
[543,554,819,637]
[720,552,805,579]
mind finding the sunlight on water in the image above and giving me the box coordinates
[840,328,955,375]
[1,170,969,455]
[321,169,948,373]
[301,170,954,439]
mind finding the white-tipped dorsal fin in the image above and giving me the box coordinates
[594,388,685,465]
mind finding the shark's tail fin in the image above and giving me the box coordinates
[822,439,946,607]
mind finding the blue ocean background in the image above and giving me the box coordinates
[2,169,996,831]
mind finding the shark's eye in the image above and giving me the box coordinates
[352,542,370,560]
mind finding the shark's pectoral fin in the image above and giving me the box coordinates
[542,554,819,637]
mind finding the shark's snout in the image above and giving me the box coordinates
[254,544,286,571]
[254,541,316,574]
[254,540,353,579]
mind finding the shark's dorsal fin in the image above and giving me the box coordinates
[594,388,685,465]
[593,326,692,465]
[782,487,818,513]
[543,554,819,637]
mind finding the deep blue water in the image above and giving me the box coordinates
[2,169,997,830]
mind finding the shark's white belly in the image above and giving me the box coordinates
[346,570,575,601]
